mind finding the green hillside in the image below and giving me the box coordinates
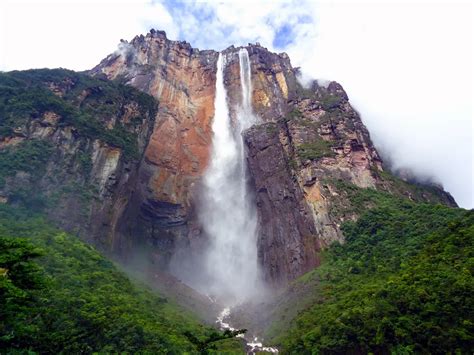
[0,68,471,355]
[0,206,242,354]
[271,186,473,354]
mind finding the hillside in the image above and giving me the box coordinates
[0,205,243,353]
[0,68,157,253]
[260,186,474,353]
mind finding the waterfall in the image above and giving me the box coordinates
[238,48,255,129]
[198,49,260,304]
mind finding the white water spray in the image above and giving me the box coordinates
[197,49,260,305]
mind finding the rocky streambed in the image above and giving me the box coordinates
[216,307,279,354]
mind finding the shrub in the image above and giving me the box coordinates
[0,205,239,353]
[298,139,335,161]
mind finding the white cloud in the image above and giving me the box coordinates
[0,0,472,207]
[0,0,178,71]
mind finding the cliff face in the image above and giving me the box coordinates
[91,30,217,203]
[90,29,457,286]
[90,30,219,266]
[1,30,456,288]
[90,31,305,270]
[0,69,157,251]
[221,45,296,123]
[243,79,456,285]
[243,81,386,285]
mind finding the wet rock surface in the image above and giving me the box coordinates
[244,123,320,286]
[90,30,315,281]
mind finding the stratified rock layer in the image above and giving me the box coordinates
[91,30,220,266]
[0,69,157,252]
[90,31,308,277]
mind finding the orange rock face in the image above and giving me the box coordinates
[93,31,218,208]
[146,50,217,205]
[92,35,301,216]
[222,45,296,124]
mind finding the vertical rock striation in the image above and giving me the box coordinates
[0,69,158,252]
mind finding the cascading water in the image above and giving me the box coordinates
[237,48,256,131]
[198,49,260,305]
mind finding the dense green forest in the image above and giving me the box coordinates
[275,187,474,354]
[0,206,242,354]
[1,178,472,354]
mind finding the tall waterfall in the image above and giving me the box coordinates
[199,49,260,304]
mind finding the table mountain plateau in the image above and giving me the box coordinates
[0,29,455,290]
[1,29,468,354]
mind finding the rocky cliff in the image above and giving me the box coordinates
[91,29,455,286]
[0,69,157,251]
[0,29,456,289]
[243,81,456,285]
[90,30,218,268]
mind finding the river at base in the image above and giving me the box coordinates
[216,307,279,354]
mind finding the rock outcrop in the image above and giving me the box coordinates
[90,30,219,266]
[244,122,321,285]
[0,69,157,252]
[89,32,299,273]
[242,80,387,285]
[243,78,455,285]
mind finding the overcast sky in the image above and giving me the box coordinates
[0,0,472,208]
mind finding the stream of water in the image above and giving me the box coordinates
[196,48,277,353]
[199,49,260,304]
[216,307,278,354]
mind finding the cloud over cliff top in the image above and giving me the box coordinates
[0,0,472,207]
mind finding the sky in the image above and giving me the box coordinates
[0,0,472,208]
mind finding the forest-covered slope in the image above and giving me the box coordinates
[0,205,243,354]
[263,185,473,354]
[0,68,158,253]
